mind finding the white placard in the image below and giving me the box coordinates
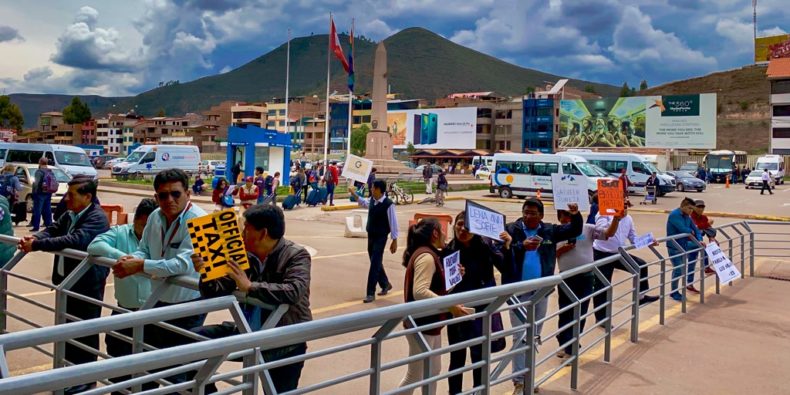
[443,251,462,290]
[633,232,655,250]
[705,243,741,284]
[550,174,591,211]
[465,200,505,241]
[341,154,373,184]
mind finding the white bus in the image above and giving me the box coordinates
[755,154,785,184]
[489,153,611,199]
[558,151,675,196]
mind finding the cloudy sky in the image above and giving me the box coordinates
[0,0,787,97]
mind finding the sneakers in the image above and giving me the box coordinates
[639,295,660,305]
[377,283,393,296]
[704,267,716,276]
[511,383,540,394]
[556,350,572,359]
[686,285,700,294]
[670,292,684,302]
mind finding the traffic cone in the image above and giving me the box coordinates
[725,175,730,189]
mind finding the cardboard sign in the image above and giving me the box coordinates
[705,243,741,284]
[187,210,250,282]
[550,173,590,211]
[465,200,505,241]
[341,154,373,184]
[633,232,655,250]
[597,179,624,215]
[443,251,462,290]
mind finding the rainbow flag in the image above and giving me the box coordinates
[347,25,354,93]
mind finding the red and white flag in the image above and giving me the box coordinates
[330,17,350,73]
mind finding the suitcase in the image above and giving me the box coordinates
[12,201,26,226]
[282,194,299,210]
[306,187,327,207]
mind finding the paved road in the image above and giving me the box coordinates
[2,185,788,393]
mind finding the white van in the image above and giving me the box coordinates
[112,145,201,178]
[490,153,612,199]
[0,143,97,179]
[558,152,675,196]
[755,155,785,184]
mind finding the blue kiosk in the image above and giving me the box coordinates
[224,125,291,186]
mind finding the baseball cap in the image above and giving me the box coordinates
[694,199,705,207]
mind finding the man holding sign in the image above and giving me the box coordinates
[503,198,582,394]
[666,198,704,302]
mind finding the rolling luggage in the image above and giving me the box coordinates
[282,194,299,210]
[306,187,327,207]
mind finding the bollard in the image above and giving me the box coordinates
[725,175,730,189]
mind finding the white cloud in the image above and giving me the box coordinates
[0,25,23,43]
[715,18,754,53]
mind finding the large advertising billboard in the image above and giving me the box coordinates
[559,94,716,149]
[755,34,790,63]
[388,107,476,149]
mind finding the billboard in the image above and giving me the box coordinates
[388,107,476,149]
[559,94,716,149]
[755,34,790,63]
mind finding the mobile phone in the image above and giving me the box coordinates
[413,114,422,145]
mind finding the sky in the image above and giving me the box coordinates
[0,0,788,97]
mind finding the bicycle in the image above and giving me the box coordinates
[388,181,414,205]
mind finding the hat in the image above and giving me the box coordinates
[694,199,705,207]
[245,176,254,182]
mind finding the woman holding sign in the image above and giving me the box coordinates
[445,211,513,394]
[399,218,472,395]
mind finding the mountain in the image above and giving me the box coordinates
[10,28,619,128]
[640,64,770,152]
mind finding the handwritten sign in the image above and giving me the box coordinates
[705,243,741,284]
[341,154,373,184]
[187,210,250,282]
[551,173,590,211]
[465,200,505,241]
[597,179,624,215]
[443,251,462,290]
[633,232,655,250]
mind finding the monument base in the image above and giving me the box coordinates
[364,130,416,174]
[369,158,415,174]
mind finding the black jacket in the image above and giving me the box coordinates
[446,236,512,294]
[503,213,583,283]
[199,238,312,328]
[33,203,110,290]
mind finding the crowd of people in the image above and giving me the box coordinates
[3,158,720,394]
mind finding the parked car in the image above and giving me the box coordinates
[199,160,225,176]
[474,165,491,180]
[12,163,71,212]
[112,145,200,178]
[666,171,706,192]
[415,164,443,175]
[103,157,125,169]
[745,170,776,189]
[91,155,118,169]
[400,161,417,169]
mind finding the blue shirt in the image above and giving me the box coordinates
[666,208,702,253]
[88,224,151,309]
[132,203,207,303]
[521,225,542,281]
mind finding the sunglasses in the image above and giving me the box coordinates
[157,191,183,200]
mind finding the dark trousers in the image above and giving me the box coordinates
[64,285,105,366]
[556,273,594,354]
[192,323,307,393]
[761,180,773,194]
[105,307,159,394]
[326,183,335,204]
[592,249,650,322]
[366,236,390,296]
[447,320,482,394]
[145,301,207,393]
[30,192,52,230]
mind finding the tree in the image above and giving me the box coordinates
[525,86,536,95]
[619,82,632,97]
[406,142,416,156]
[350,124,369,156]
[0,95,24,132]
[62,97,92,125]
[584,85,597,94]
[157,108,166,117]
[639,80,648,91]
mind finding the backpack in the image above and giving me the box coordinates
[324,168,335,184]
[0,174,15,198]
[264,175,274,191]
[42,170,59,194]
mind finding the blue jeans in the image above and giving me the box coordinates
[326,183,335,205]
[508,291,548,385]
[31,193,52,230]
[670,251,699,293]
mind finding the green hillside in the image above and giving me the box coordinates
[12,27,619,127]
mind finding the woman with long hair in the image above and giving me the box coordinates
[212,178,233,212]
[399,218,471,394]
[445,211,513,394]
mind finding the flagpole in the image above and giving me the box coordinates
[285,28,290,137]
[323,15,331,167]
[346,18,354,161]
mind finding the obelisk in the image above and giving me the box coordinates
[366,42,393,161]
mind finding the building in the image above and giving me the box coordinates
[223,125,292,185]
[80,119,96,145]
[231,103,267,129]
[204,100,234,142]
[767,58,790,154]
[96,117,110,151]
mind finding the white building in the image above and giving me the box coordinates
[768,58,790,155]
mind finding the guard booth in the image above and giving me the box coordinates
[223,125,291,185]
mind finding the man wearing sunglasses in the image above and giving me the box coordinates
[112,168,208,389]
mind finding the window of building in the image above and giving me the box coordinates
[536,108,552,117]
[361,115,371,123]
[773,128,790,138]
[773,105,790,117]
[279,109,286,116]
[772,80,790,95]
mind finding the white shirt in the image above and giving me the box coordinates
[593,214,637,253]
[762,172,770,182]
[557,224,602,272]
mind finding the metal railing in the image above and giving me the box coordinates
[0,220,787,394]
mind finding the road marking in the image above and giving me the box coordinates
[7,283,115,301]
[312,291,405,315]
[312,247,405,261]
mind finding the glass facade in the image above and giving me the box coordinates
[523,97,555,153]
